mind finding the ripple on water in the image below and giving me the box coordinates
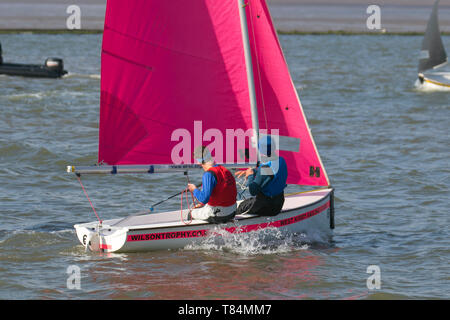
[0,33,449,299]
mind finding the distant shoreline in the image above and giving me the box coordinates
[1,2,449,33]
[1,29,449,36]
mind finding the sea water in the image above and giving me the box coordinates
[0,33,449,299]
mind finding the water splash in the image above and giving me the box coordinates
[185,226,314,256]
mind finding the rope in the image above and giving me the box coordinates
[180,172,199,224]
[236,176,249,200]
[180,188,196,225]
[76,175,102,224]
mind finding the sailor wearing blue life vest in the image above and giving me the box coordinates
[235,135,287,216]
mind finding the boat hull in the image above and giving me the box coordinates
[74,188,334,253]
[416,72,450,91]
[0,62,67,78]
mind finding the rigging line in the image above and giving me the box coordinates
[186,174,198,208]
[76,175,102,224]
[180,171,197,225]
[248,2,269,130]
[180,189,194,225]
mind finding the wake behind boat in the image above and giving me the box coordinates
[415,0,450,91]
[68,0,335,253]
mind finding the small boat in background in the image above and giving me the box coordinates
[0,42,67,78]
[416,0,450,91]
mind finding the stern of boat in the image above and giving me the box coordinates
[277,187,335,241]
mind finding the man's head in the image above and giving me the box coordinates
[193,145,214,169]
[258,135,277,159]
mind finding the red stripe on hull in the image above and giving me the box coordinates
[126,201,330,243]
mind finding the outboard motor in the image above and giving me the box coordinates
[45,57,64,73]
[0,43,3,65]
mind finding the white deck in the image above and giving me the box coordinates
[424,72,450,84]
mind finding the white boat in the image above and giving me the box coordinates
[68,0,335,253]
[416,0,450,91]
[75,189,334,253]
[417,72,450,91]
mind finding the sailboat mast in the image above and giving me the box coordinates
[237,0,261,162]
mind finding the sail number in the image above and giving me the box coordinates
[310,166,320,178]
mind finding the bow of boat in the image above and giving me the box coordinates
[416,72,450,91]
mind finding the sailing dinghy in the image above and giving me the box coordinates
[416,0,450,91]
[68,0,335,253]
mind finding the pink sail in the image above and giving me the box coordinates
[98,0,330,186]
[244,0,330,186]
[99,0,254,166]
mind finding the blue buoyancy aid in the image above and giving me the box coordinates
[260,156,288,197]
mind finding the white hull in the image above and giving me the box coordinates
[416,72,450,91]
[74,188,334,253]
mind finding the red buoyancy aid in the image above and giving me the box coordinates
[207,165,237,207]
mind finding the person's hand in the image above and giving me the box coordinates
[187,183,197,192]
[235,168,253,179]
[235,170,246,178]
[193,203,204,209]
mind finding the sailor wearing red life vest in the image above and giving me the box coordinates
[187,146,237,223]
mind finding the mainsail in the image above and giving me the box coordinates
[98,0,329,186]
[418,0,448,73]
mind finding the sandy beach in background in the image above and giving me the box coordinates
[0,0,449,32]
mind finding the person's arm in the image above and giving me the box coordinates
[192,172,217,204]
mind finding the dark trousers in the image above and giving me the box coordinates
[236,192,285,216]
[207,211,236,224]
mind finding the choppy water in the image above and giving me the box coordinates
[0,33,449,300]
